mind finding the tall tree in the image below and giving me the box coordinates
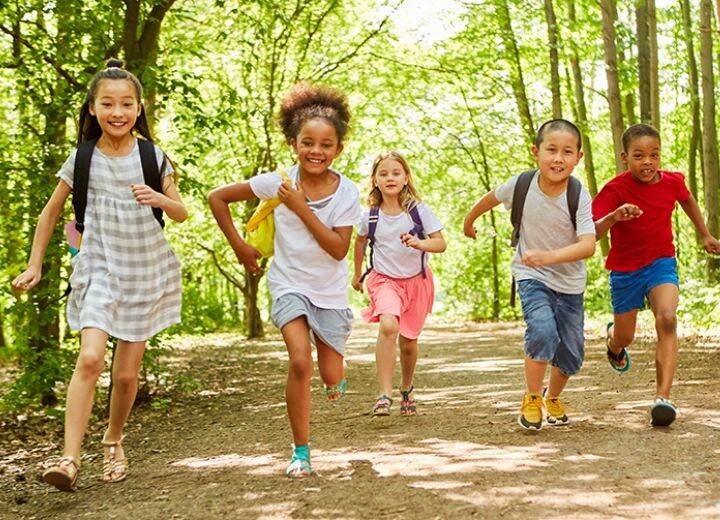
[636,0,652,123]
[680,0,704,202]
[496,0,535,145]
[699,0,720,278]
[544,0,562,118]
[599,0,625,173]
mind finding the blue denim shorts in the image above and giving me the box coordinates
[610,257,678,314]
[517,279,585,376]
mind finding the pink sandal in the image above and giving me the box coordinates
[102,435,128,483]
[42,456,80,492]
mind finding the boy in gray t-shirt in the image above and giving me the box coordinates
[463,119,596,431]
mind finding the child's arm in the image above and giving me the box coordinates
[12,181,71,291]
[679,196,720,254]
[351,234,368,292]
[400,230,447,253]
[593,203,643,239]
[207,182,263,275]
[521,234,596,267]
[131,177,188,223]
[278,180,352,260]
[463,190,501,239]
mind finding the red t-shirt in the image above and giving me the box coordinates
[592,170,690,272]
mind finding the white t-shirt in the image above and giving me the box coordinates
[358,203,443,279]
[249,165,361,309]
[495,172,595,294]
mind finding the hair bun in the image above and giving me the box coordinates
[106,58,124,69]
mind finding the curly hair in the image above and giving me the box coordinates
[621,123,660,152]
[277,81,351,144]
[367,151,421,212]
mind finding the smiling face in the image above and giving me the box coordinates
[89,78,141,140]
[531,129,583,185]
[622,135,661,184]
[372,157,409,198]
[290,117,343,176]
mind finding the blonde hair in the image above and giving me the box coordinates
[367,151,421,211]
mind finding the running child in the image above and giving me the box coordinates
[351,151,446,417]
[463,119,596,430]
[593,123,720,427]
[208,82,360,477]
[12,58,187,491]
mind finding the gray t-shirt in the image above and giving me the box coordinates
[495,172,595,294]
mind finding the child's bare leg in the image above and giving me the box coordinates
[648,283,680,399]
[316,340,344,388]
[63,328,109,460]
[524,358,548,394]
[104,340,146,456]
[281,318,313,446]
[398,335,418,390]
[376,314,399,396]
[546,366,569,397]
[608,310,638,355]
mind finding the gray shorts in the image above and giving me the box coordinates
[271,293,353,356]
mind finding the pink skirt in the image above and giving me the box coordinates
[361,268,434,340]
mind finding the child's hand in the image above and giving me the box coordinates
[613,203,643,222]
[278,180,306,213]
[234,243,263,277]
[400,232,423,250]
[131,183,164,207]
[351,275,363,293]
[521,249,553,267]
[463,219,477,240]
[12,267,41,292]
[702,235,720,255]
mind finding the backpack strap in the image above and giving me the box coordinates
[566,176,581,231]
[509,169,537,247]
[358,206,380,283]
[71,138,98,234]
[137,138,165,229]
[408,204,427,278]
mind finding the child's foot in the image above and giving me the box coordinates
[542,389,569,425]
[325,378,347,402]
[285,445,312,478]
[371,395,392,417]
[650,397,677,427]
[101,434,128,483]
[518,392,543,431]
[400,386,416,416]
[42,456,79,492]
[606,322,631,373]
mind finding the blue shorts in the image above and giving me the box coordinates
[517,279,585,376]
[610,257,678,314]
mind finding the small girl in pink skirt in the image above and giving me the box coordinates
[352,151,446,417]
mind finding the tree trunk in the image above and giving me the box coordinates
[647,0,660,130]
[699,0,720,279]
[544,0,562,118]
[636,1,652,124]
[497,0,535,147]
[599,0,625,173]
[680,0,704,210]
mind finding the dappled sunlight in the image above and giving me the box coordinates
[443,485,619,509]
[171,438,559,478]
[685,408,720,429]
[408,480,472,490]
[424,358,522,374]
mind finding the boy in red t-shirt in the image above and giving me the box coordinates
[593,124,720,427]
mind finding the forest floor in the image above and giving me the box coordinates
[1,317,719,520]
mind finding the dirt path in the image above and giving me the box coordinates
[1,319,719,519]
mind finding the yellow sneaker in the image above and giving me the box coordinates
[544,394,569,425]
[518,392,543,430]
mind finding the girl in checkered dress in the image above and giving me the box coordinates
[12,59,187,491]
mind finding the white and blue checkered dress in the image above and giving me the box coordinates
[57,139,182,342]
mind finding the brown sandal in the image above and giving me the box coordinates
[42,456,80,492]
[102,434,128,483]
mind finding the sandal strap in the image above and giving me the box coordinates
[57,455,80,471]
[607,347,626,362]
[400,386,414,400]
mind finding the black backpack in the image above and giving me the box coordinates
[72,137,165,234]
[508,169,581,305]
[359,204,426,283]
